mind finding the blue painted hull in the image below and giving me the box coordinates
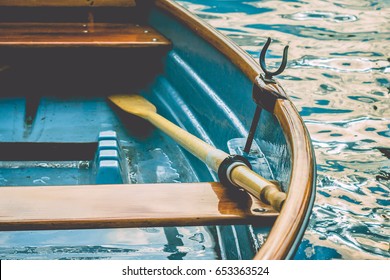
[0,1,316,260]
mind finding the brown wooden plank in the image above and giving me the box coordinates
[0,22,171,48]
[155,0,316,260]
[0,182,277,231]
[254,99,315,260]
[0,0,136,7]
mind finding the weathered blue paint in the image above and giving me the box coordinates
[0,4,314,260]
[146,9,295,259]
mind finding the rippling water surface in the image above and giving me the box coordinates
[0,0,388,261]
[176,0,389,259]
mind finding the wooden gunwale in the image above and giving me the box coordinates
[155,0,315,260]
[254,99,315,259]
[155,0,260,81]
[0,0,315,260]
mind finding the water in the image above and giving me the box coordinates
[177,0,390,259]
[0,1,388,261]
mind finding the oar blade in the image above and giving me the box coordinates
[108,94,156,118]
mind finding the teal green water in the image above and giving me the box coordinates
[0,0,388,260]
[177,0,389,259]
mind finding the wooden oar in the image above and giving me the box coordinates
[109,94,286,211]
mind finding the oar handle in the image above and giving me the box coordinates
[148,112,286,211]
[230,166,286,211]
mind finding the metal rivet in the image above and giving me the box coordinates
[253,208,267,213]
[144,30,149,33]
[152,38,158,42]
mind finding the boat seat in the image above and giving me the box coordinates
[0,0,170,49]
[0,182,277,231]
[0,22,171,48]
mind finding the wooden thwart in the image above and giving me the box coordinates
[0,22,171,48]
[0,182,277,231]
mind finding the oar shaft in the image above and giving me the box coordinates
[108,94,286,211]
[148,112,286,211]
[148,113,227,171]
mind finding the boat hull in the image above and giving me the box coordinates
[0,0,316,260]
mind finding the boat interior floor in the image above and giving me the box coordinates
[0,6,278,234]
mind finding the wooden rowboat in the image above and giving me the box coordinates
[0,0,316,260]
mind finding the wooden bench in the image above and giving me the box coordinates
[0,0,170,48]
[0,182,277,231]
[0,22,171,48]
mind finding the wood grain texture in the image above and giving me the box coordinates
[155,0,316,260]
[0,182,277,231]
[0,0,136,7]
[155,0,291,100]
[0,22,170,48]
[254,99,315,259]
[109,94,285,211]
[155,0,261,81]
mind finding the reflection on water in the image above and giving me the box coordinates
[0,0,388,261]
[178,0,389,259]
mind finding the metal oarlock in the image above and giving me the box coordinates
[259,37,289,83]
[243,105,262,154]
[244,38,289,153]
[217,154,252,187]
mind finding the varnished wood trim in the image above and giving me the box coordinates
[109,94,285,211]
[0,22,170,48]
[155,0,261,80]
[0,0,136,7]
[155,0,290,99]
[254,99,315,259]
[0,182,277,231]
[155,0,315,260]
